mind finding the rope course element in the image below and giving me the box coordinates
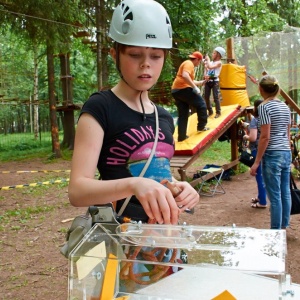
[0,8,82,28]
[0,178,69,190]
[0,170,70,174]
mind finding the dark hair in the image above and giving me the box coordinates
[253,99,263,117]
[258,75,280,98]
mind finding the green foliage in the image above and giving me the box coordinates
[0,0,85,49]
[0,31,34,99]
[0,0,296,104]
[0,0,298,160]
[218,0,287,38]
[69,39,98,102]
[267,0,300,28]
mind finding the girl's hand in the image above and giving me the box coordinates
[172,181,200,213]
[250,162,259,176]
[133,178,180,225]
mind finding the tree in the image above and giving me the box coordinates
[267,0,300,28]
[47,44,61,157]
[0,0,86,156]
[59,53,75,150]
[0,0,299,154]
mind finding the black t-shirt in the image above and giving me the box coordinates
[80,90,175,219]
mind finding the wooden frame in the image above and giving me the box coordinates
[171,107,247,187]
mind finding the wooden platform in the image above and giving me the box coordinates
[171,105,246,185]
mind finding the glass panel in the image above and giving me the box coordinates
[68,223,286,300]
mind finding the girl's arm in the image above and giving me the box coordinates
[205,60,222,70]
[194,80,206,86]
[244,128,258,143]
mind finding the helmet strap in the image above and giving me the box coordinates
[140,91,146,121]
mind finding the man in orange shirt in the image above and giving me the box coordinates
[171,51,208,142]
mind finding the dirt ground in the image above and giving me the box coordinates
[0,158,299,300]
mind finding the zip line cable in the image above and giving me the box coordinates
[0,8,83,28]
[0,9,218,55]
[251,36,267,74]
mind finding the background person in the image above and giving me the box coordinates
[203,46,225,118]
[250,75,291,229]
[68,0,199,226]
[243,99,267,208]
[171,51,208,142]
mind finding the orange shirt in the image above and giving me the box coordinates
[172,60,195,90]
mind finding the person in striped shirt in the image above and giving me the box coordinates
[250,75,291,229]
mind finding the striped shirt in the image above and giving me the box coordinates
[258,99,291,151]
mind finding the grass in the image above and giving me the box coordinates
[200,140,232,164]
[0,202,66,232]
[0,168,71,229]
[0,133,248,176]
[0,131,239,166]
[0,204,59,227]
[195,140,249,174]
[0,132,72,162]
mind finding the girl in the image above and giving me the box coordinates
[68,0,199,225]
[243,99,267,208]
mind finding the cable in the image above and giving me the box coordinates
[0,8,83,28]
[251,36,267,74]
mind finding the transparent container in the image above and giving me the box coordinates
[68,223,288,300]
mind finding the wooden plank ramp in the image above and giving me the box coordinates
[171,106,246,185]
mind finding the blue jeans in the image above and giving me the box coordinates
[252,149,267,205]
[262,150,292,229]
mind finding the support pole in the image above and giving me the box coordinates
[226,38,239,169]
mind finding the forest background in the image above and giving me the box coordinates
[0,0,300,161]
[1,2,300,298]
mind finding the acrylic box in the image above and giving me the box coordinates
[68,222,290,300]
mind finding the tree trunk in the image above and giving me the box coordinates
[33,44,39,140]
[96,0,102,90]
[59,53,75,150]
[47,44,61,158]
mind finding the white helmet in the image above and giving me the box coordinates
[214,46,226,58]
[109,0,172,49]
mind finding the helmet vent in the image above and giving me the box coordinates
[166,17,172,38]
[124,11,133,21]
[121,5,133,34]
[122,20,131,34]
[123,5,130,15]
